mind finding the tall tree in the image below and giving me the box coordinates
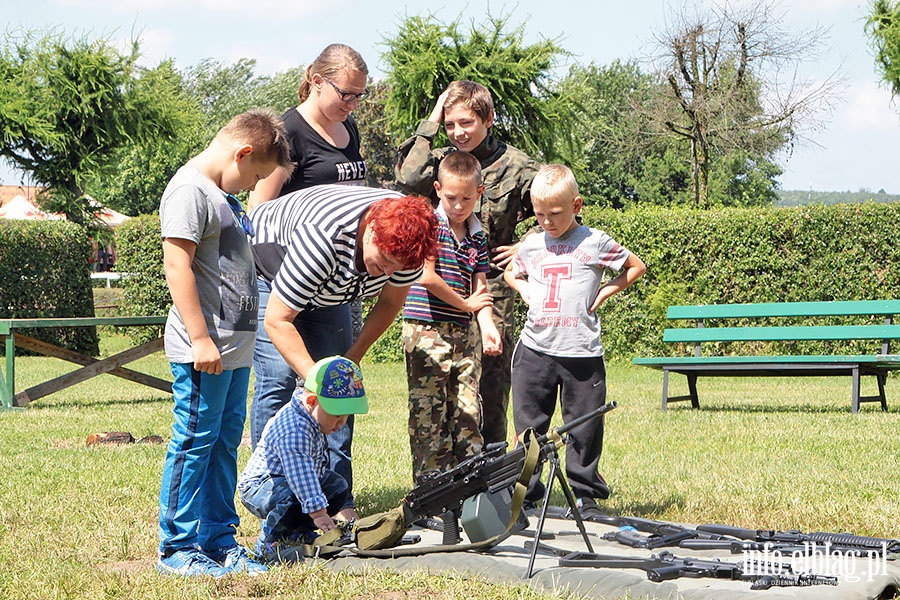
[381,12,570,160]
[555,60,657,207]
[647,1,841,206]
[353,80,398,189]
[866,0,900,97]
[0,29,185,222]
[92,60,303,216]
[87,59,202,216]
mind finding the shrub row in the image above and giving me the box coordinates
[583,202,900,359]
[113,202,900,362]
[0,220,98,355]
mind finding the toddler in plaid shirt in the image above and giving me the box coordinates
[238,356,367,559]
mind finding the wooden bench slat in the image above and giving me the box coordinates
[667,300,900,320]
[0,316,166,334]
[637,300,900,413]
[634,354,900,366]
[663,324,900,343]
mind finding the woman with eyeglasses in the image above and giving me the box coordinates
[246,44,372,525]
[248,43,369,210]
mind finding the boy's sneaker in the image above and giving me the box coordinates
[156,548,230,578]
[206,544,268,576]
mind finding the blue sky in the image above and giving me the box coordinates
[3,0,898,193]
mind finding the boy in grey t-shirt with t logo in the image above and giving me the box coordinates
[504,164,645,518]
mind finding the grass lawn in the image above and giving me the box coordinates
[1,331,899,599]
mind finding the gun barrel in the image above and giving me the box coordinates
[542,401,617,443]
[698,524,900,553]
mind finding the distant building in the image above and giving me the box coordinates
[0,185,129,272]
[0,185,44,209]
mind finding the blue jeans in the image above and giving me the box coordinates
[239,469,349,548]
[250,278,355,505]
[158,364,249,556]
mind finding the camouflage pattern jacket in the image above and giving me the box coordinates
[395,120,539,280]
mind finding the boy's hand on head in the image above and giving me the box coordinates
[492,242,521,270]
[191,337,223,375]
[427,89,451,123]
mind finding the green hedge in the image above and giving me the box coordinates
[579,202,900,359]
[115,215,168,342]
[0,220,98,355]
[114,202,900,362]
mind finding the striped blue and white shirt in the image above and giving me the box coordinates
[249,184,423,312]
[238,391,330,514]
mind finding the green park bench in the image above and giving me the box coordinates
[632,300,900,413]
[0,316,170,409]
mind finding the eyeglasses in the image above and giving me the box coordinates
[225,194,254,236]
[324,78,370,102]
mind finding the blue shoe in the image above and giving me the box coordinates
[156,548,230,578]
[207,544,268,576]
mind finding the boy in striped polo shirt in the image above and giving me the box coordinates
[402,152,502,483]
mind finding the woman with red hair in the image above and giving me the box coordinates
[247,185,437,521]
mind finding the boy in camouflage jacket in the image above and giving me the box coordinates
[395,80,539,446]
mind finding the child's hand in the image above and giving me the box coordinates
[590,288,611,313]
[482,329,503,356]
[311,509,336,532]
[492,242,521,270]
[428,89,451,123]
[336,507,359,522]
[191,338,223,375]
[465,288,494,313]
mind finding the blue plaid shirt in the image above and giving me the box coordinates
[238,390,329,514]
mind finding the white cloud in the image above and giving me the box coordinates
[131,28,176,67]
[843,81,900,132]
[53,0,327,14]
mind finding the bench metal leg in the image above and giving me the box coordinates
[661,370,700,410]
[687,375,699,408]
[853,369,890,413]
[2,333,15,409]
[662,369,669,410]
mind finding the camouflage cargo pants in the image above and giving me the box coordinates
[403,319,484,484]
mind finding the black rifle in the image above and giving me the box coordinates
[402,401,618,546]
[693,524,900,556]
[559,550,839,590]
[593,515,733,550]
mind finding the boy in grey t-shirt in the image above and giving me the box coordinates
[157,109,291,578]
[504,164,645,518]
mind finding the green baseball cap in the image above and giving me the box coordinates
[304,356,368,416]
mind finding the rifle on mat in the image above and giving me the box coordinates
[575,513,899,557]
[593,515,733,550]
[681,524,900,556]
[559,549,839,590]
[348,401,618,555]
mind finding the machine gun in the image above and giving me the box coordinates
[558,550,839,590]
[402,401,618,547]
[688,524,900,556]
